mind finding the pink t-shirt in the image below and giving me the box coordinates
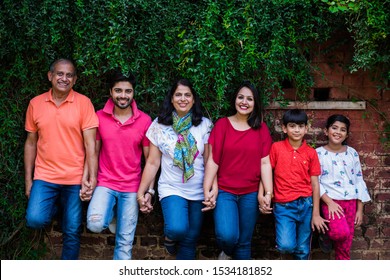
[209,117,272,195]
[96,99,151,192]
[25,89,99,184]
[270,138,321,203]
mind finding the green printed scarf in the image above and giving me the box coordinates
[172,111,199,182]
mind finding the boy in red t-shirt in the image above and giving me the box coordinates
[269,109,328,259]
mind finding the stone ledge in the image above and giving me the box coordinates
[267,101,366,110]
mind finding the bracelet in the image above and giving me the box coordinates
[137,195,144,201]
[265,191,271,196]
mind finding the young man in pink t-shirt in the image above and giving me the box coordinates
[269,109,329,259]
[86,71,152,260]
[24,58,98,259]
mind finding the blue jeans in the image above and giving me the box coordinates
[25,180,82,260]
[213,190,259,260]
[274,196,313,260]
[86,186,139,260]
[160,195,204,260]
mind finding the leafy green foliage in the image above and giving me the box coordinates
[322,0,389,76]
[0,0,388,259]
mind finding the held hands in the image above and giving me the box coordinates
[80,177,96,201]
[202,187,218,212]
[138,193,153,214]
[80,181,93,201]
[258,193,273,214]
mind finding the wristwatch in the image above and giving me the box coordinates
[146,188,155,197]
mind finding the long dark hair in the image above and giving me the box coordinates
[233,80,263,129]
[158,78,203,126]
[325,114,350,145]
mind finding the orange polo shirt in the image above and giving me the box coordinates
[25,89,99,185]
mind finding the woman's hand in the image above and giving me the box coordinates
[258,193,273,214]
[138,193,153,214]
[202,187,218,212]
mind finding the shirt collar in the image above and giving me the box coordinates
[45,89,75,103]
[102,98,140,121]
[283,138,308,153]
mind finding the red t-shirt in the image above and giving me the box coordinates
[209,117,272,195]
[270,138,321,203]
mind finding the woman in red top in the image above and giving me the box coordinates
[203,81,273,259]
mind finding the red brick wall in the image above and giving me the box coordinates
[43,39,390,260]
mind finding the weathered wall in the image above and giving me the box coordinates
[43,39,390,260]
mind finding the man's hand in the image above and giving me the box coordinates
[25,178,33,199]
[80,177,95,201]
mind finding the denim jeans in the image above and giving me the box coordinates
[160,195,204,260]
[213,190,259,260]
[86,186,139,260]
[25,179,82,260]
[274,196,313,260]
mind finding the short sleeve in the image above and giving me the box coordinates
[81,97,99,131]
[260,123,272,158]
[309,149,321,176]
[25,101,37,132]
[146,118,160,146]
[269,143,277,169]
[209,118,227,166]
[201,117,213,145]
[141,117,152,147]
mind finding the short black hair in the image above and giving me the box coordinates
[282,109,308,126]
[158,78,204,126]
[108,70,136,89]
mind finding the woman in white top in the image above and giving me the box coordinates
[137,78,213,259]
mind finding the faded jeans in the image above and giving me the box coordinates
[87,186,139,260]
